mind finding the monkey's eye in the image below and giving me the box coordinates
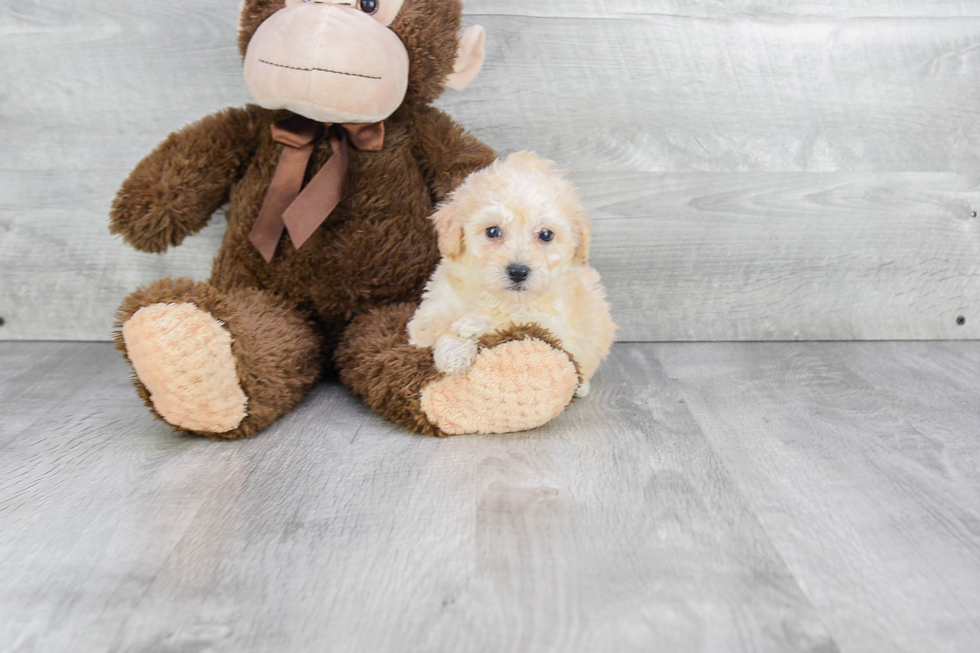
[358,0,380,14]
[486,226,502,239]
[539,230,555,243]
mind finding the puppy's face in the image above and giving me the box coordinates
[433,152,591,297]
[465,201,574,296]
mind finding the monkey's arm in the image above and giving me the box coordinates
[411,106,497,204]
[110,106,265,253]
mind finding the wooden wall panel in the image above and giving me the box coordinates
[1,1,978,341]
[583,172,980,341]
[464,1,980,19]
[443,11,980,173]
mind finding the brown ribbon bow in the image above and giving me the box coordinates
[249,115,386,263]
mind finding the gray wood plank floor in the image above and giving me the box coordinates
[1,342,978,653]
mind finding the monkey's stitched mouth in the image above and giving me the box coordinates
[258,59,382,81]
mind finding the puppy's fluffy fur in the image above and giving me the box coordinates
[408,152,617,397]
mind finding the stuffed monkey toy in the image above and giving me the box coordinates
[110,0,581,439]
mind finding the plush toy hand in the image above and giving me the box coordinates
[433,334,479,375]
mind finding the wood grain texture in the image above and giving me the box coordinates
[2,1,980,341]
[3,341,980,652]
[0,342,836,653]
[585,172,980,341]
[442,9,980,173]
[0,0,248,342]
[463,1,980,19]
[656,341,980,653]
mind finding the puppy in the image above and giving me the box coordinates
[407,151,617,397]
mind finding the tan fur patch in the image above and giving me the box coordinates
[420,339,578,435]
[122,303,248,434]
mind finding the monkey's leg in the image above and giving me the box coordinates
[114,278,322,439]
[335,304,580,436]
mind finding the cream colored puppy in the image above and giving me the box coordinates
[408,151,617,397]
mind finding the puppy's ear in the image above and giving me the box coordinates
[432,200,465,260]
[574,211,593,265]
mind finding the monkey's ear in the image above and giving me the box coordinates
[445,26,486,91]
[432,200,466,260]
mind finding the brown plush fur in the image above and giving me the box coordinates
[334,303,446,437]
[110,0,575,437]
[114,278,322,439]
[335,310,582,438]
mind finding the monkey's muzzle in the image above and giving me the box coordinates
[244,3,410,124]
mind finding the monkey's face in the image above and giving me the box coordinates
[244,0,410,124]
[241,0,485,124]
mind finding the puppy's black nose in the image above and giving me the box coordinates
[507,264,530,284]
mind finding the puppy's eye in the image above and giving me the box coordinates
[539,230,555,243]
[358,0,380,14]
[486,226,502,239]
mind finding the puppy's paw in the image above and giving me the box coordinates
[434,335,479,375]
[451,313,495,340]
[575,381,591,398]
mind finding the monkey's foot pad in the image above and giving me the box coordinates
[122,303,248,434]
[420,338,578,435]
